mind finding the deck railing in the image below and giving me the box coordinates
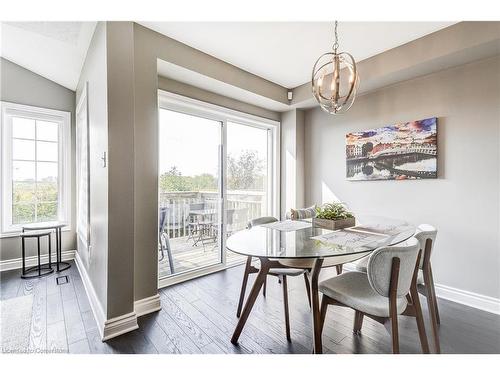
[159,190,266,239]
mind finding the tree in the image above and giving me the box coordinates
[227,150,264,190]
[159,167,218,192]
[159,166,191,191]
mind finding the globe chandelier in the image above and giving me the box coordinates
[312,21,360,114]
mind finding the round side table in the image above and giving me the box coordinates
[22,222,71,272]
[20,230,54,279]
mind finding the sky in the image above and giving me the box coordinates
[346,117,437,146]
[12,117,59,182]
[159,108,268,177]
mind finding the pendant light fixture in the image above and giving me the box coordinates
[312,21,360,114]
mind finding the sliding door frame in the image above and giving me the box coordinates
[157,90,280,288]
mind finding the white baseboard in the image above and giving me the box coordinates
[0,250,76,272]
[74,251,138,341]
[434,283,500,315]
[344,262,499,315]
[134,294,161,317]
[102,312,139,341]
[74,251,107,337]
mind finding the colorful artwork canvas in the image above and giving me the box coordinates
[346,117,437,181]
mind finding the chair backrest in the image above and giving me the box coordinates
[367,237,419,298]
[158,207,171,251]
[159,207,168,234]
[414,224,437,269]
[189,202,205,211]
[286,205,317,220]
[247,216,278,229]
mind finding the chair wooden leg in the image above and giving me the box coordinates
[262,276,267,297]
[410,287,430,354]
[388,257,400,354]
[303,273,312,308]
[390,314,399,354]
[336,264,343,274]
[281,275,291,341]
[319,296,329,334]
[424,268,441,353]
[353,310,364,335]
[236,256,252,318]
[428,265,441,325]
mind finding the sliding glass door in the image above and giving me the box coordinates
[158,92,278,284]
[158,109,223,279]
[225,122,273,265]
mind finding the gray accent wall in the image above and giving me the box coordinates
[0,57,76,262]
[304,56,500,300]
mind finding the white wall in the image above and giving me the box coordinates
[304,56,500,301]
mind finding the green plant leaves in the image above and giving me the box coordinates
[315,202,353,220]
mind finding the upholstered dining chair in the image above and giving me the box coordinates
[318,237,430,354]
[353,224,440,353]
[236,216,312,341]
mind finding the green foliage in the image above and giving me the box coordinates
[12,182,58,224]
[159,166,218,192]
[315,202,354,220]
[227,150,264,191]
[159,149,265,193]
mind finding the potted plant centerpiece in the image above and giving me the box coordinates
[313,202,355,230]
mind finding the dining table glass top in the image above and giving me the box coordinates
[226,214,416,259]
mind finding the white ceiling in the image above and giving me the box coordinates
[1,22,97,90]
[141,22,456,88]
[0,22,456,95]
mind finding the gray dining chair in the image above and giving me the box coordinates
[318,237,430,354]
[236,216,311,341]
[353,224,440,353]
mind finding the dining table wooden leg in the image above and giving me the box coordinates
[236,256,252,318]
[309,258,324,354]
[231,258,271,345]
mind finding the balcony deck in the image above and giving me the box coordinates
[158,235,246,279]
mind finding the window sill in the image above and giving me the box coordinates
[0,226,73,239]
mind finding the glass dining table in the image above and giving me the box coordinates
[226,214,416,354]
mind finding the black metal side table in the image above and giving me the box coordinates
[20,230,54,279]
[22,222,70,272]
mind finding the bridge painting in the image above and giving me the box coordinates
[346,117,437,181]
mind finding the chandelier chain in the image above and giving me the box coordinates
[332,21,339,53]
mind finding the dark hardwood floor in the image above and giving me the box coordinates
[1,261,499,354]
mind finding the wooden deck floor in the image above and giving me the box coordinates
[158,236,245,279]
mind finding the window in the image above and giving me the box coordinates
[1,102,71,235]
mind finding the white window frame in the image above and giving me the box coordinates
[157,90,280,287]
[1,101,72,236]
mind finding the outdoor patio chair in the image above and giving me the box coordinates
[159,206,175,274]
[187,202,205,242]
